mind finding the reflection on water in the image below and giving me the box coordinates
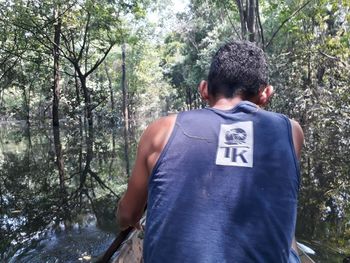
[0,121,132,262]
[0,121,349,262]
[9,213,115,263]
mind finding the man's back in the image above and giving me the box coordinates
[144,101,300,263]
[116,41,304,263]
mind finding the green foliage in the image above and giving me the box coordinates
[266,0,350,246]
[161,3,233,110]
[0,0,159,123]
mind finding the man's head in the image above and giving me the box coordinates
[207,40,269,100]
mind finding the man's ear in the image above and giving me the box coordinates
[257,85,274,107]
[198,80,209,101]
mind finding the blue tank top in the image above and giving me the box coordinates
[144,101,300,263]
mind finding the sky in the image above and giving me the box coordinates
[148,0,189,23]
[173,0,189,13]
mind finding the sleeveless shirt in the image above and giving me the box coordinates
[144,101,300,263]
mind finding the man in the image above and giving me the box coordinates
[117,40,304,262]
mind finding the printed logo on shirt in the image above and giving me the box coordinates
[215,121,253,167]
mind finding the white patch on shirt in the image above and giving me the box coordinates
[215,121,254,168]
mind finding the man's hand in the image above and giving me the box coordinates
[116,200,144,231]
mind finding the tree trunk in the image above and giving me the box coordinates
[235,0,258,42]
[53,126,66,195]
[77,72,93,127]
[247,0,256,42]
[108,129,116,179]
[186,86,192,110]
[121,43,130,177]
[74,70,84,128]
[74,70,81,109]
[0,90,3,112]
[105,63,116,124]
[22,86,30,126]
[236,0,247,39]
[52,8,62,127]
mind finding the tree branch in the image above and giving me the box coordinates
[78,12,91,62]
[265,0,313,49]
[221,0,241,39]
[256,0,264,48]
[318,50,346,67]
[85,42,116,77]
[89,169,118,197]
[0,57,20,83]
[11,21,53,51]
[60,31,76,60]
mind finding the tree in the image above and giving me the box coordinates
[121,43,130,177]
[52,3,62,127]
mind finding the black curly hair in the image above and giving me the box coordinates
[208,41,268,99]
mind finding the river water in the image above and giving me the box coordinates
[0,121,348,262]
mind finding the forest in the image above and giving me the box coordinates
[0,0,349,261]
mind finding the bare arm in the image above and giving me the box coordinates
[290,119,304,160]
[290,119,304,254]
[116,115,177,230]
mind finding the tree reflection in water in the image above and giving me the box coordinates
[0,121,130,262]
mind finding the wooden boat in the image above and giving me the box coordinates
[112,228,143,263]
[297,243,316,263]
[112,230,316,263]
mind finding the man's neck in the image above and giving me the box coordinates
[209,96,254,110]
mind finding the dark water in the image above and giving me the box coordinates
[0,121,348,262]
[0,120,131,262]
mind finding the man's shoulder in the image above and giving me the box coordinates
[146,114,177,132]
[289,119,304,159]
[262,112,304,159]
[258,109,297,127]
[177,108,213,121]
[140,114,177,156]
[258,108,285,118]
